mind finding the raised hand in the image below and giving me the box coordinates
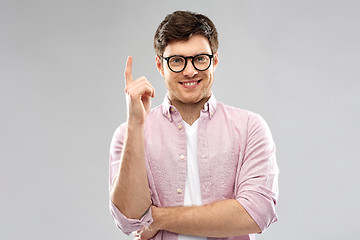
[124,56,155,125]
[110,56,154,221]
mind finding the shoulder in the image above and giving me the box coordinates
[215,101,254,124]
[146,104,164,119]
[144,104,167,127]
[215,101,271,134]
[110,122,127,148]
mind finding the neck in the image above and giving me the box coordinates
[170,96,210,125]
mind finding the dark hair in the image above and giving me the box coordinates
[154,11,219,57]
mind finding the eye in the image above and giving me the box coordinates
[194,55,208,63]
[170,57,185,65]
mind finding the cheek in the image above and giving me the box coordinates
[206,74,215,89]
[164,71,179,82]
[163,67,172,77]
[205,71,214,83]
[164,75,177,88]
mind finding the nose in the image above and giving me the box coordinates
[182,59,198,77]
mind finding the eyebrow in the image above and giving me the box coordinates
[164,52,212,57]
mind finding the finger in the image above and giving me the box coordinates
[127,78,155,98]
[147,81,155,98]
[127,83,155,100]
[124,56,133,86]
[149,83,155,98]
[137,81,155,98]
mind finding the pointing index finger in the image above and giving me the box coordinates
[124,56,133,86]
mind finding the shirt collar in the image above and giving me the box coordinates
[162,92,217,121]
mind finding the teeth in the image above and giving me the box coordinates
[183,82,197,86]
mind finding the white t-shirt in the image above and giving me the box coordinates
[178,119,206,240]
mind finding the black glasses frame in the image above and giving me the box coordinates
[162,54,214,73]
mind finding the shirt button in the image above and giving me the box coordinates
[177,188,182,194]
[178,124,182,130]
[180,155,185,160]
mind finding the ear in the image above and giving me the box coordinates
[155,55,164,77]
[213,52,219,71]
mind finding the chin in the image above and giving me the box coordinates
[180,94,206,104]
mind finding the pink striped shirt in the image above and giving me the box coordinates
[109,94,279,240]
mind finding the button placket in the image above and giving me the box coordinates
[171,113,186,201]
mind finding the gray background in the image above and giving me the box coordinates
[1,0,359,239]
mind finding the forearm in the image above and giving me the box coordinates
[110,122,151,219]
[154,199,261,237]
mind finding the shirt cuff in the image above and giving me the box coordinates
[109,200,153,235]
[237,191,278,232]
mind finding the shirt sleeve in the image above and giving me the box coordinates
[235,112,279,232]
[108,123,153,235]
[109,200,153,235]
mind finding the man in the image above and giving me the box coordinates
[109,11,279,240]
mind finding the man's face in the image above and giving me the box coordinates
[156,35,219,105]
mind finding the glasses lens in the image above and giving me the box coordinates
[193,55,211,71]
[169,56,186,72]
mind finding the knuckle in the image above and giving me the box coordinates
[128,92,136,100]
[138,76,147,82]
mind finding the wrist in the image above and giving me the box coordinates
[151,206,168,231]
[127,118,145,130]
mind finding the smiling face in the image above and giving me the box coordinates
[156,35,219,105]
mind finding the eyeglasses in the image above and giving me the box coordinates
[162,54,214,73]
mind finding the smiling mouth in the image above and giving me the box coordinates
[180,80,202,86]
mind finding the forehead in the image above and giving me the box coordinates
[163,35,212,56]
